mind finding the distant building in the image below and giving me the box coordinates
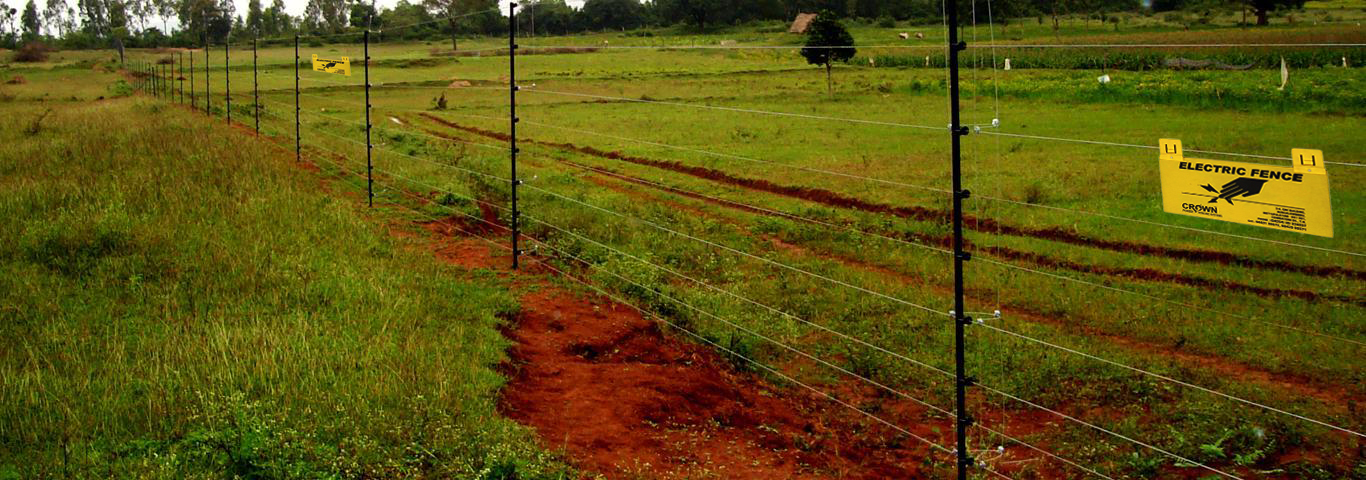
[789,13,818,34]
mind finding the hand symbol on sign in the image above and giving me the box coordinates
[1210,178,1268,205]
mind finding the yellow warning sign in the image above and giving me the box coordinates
[311,54,351,76]
[1158,139,1333,237]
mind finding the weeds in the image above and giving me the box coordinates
[22,108,52,136]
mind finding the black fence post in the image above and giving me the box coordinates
[225,42,231,124]
[179,52,185,104]
[205,39,211,114]
[509,1,521,270]
[190,52,196,110]
[295,35,301,164]
[947,1,973,479]
[254,36,259,135]
[364,30,374,208]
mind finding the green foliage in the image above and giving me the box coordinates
[801,12,857,68]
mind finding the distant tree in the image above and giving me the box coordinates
[301,0,348,34]
[151,0,172,33]
[423,0,492,50]
[245,0,260,32]
[379,0,430,37]
[1,4,17,44]
[260,0,290,35]
[657,0,731,30]
[349,1,376,27]
[1245,0,1303,25]
[581,0,643,31]
[800,12,855,95]
[518,0,575,36]
[77,0,108,36]
[43,0,66,35]
[21,0,39,37]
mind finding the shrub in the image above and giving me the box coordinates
[11,42,51,62]
[877,16,897,28]
[108,80,134,97]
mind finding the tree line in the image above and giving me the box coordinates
[0,0,1304,51]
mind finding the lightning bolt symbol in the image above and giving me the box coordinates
[1201,184,1219,194]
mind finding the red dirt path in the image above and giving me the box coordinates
[414,216,948,479]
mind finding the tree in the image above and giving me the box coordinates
[1246,0,1303,25]
[1,4,16,44]
[21,0,38,37]
[518,0,575,36]
[151,0,172,33]
[349,1,376,28]
[581,0,643,31]
[77,0,108,36]
[422,0,492,50]
[245,0,260,32]
[260,0,291,35]
[302,0,349,34]
[800,12,855,95]
[657,0,731,30]
[379,0,431,38]
[43,0,66,36]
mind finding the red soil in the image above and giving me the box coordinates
[411,214,950,479]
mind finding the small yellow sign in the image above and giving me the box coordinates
[1158,139,1333,237]
[311,54,351,76]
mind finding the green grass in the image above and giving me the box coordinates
[0,98,572,478]
[5,19,1365,478]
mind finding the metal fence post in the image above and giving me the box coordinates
[179,52,185,104]
[225,42,231,124]
[509,1,521,270]
[364,30,374,208]
[295,35,301,163]
[947,2,974,479]
[254,36,260,135]
[205,38,211,114]
[190,51,195,110]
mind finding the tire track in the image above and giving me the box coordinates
[409,114,1364,308]
[415,113,1363,282]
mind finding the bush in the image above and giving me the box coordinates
[11,42,52,63]
[877,16,897,28]
[108,80,134,97]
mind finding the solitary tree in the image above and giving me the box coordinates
[800,12,855,95]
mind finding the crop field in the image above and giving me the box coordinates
[5,15,1364,480]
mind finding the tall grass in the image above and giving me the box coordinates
[0,99,571,478]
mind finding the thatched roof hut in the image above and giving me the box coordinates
[789,13,818,34]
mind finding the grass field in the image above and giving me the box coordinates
[4,17,1365,479]
[0,98,576,478]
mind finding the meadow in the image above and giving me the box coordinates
[4,13,1364,479]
